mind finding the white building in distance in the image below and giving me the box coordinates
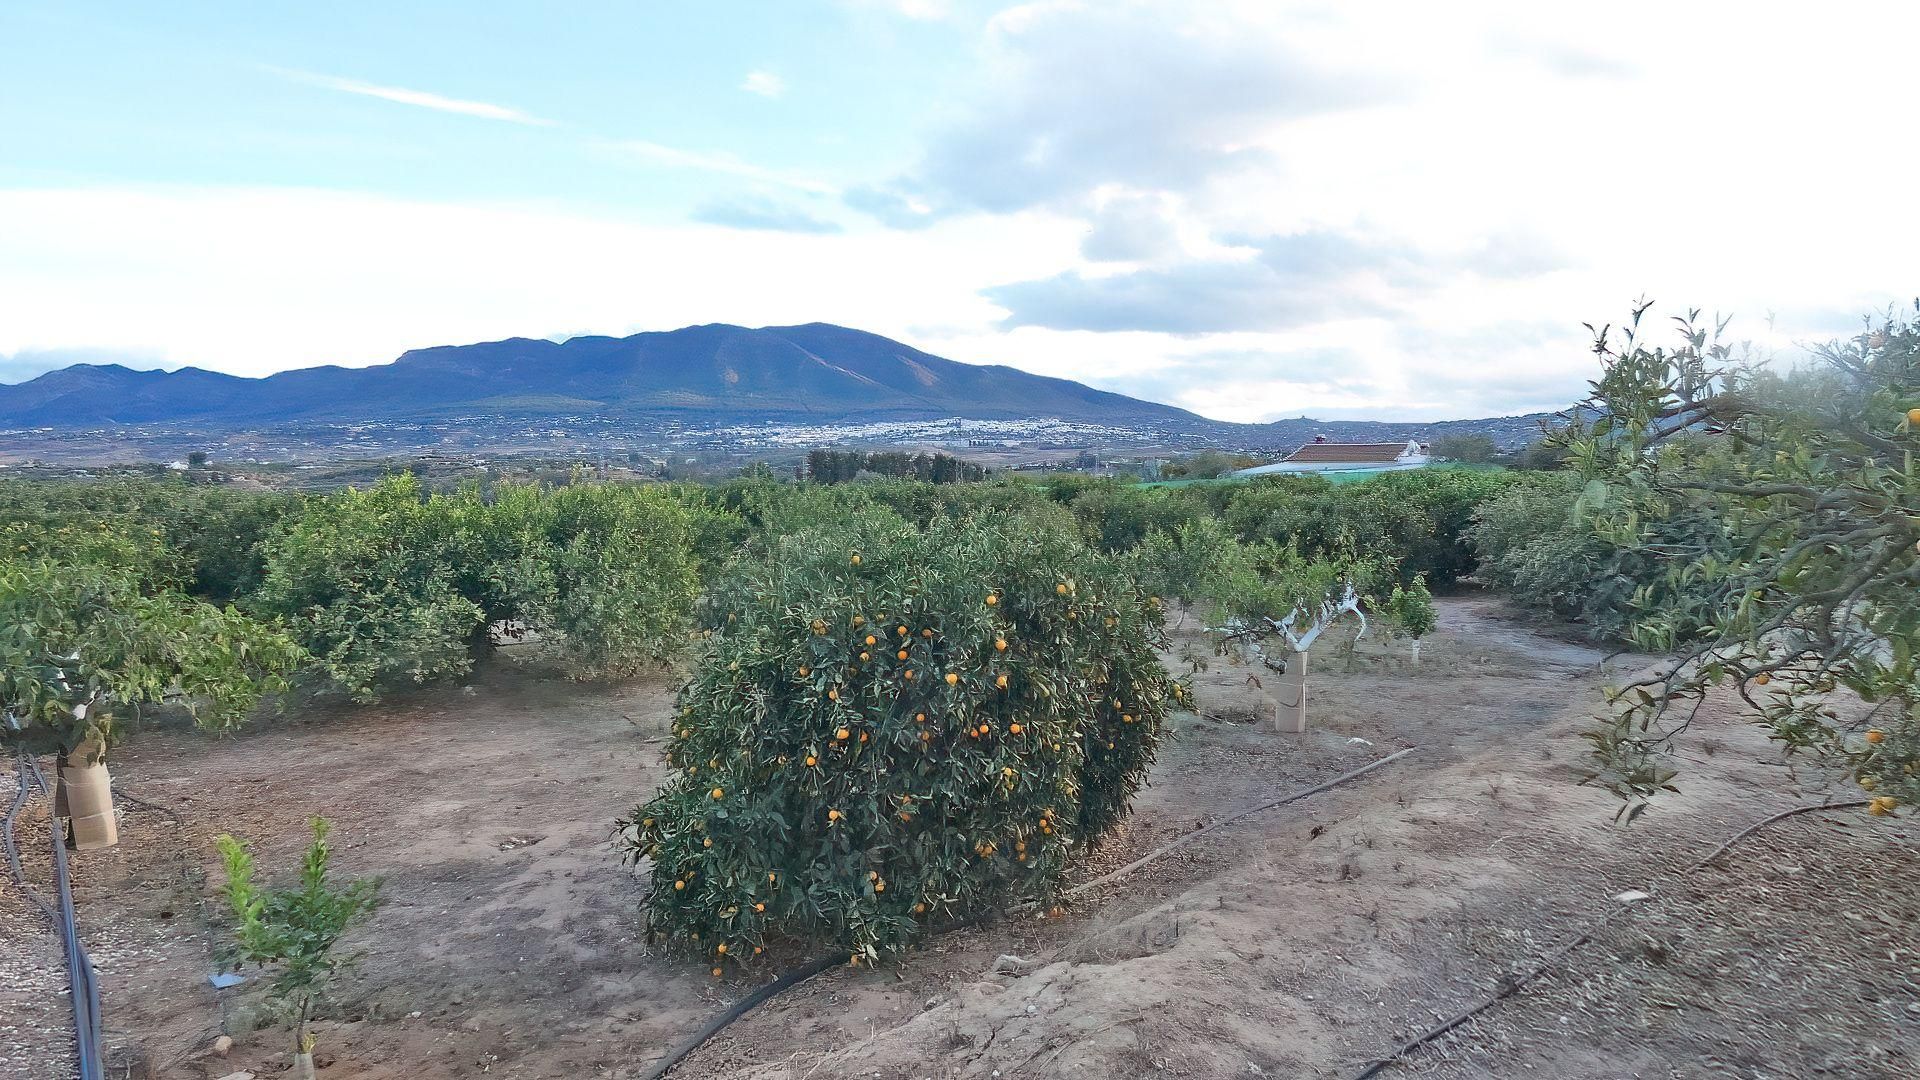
[1231,437,1431,477]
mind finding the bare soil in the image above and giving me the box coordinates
[5,594,1915,1079]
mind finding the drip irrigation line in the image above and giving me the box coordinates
[6,751,107,1080]
[638,746,1417,1079]
[636,952,842,1080]
[1060,746,1416,902]
[1349,798,1874,1080]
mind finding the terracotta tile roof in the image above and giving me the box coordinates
[1283,441,1412,464]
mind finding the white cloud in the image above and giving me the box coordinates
[741,70,787,98]
[267,67,553,125]
[601,140,837,195]
[0,185,1076,379]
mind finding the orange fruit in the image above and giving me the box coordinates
[712,967,724,977]
[853,615,865,626]
[753,902,765,913]
[703,838,713,848]
[828,689,839,701]
[985,594,998,606]
[1009,723,1022,735]
[1866,730,1886,744]
[675,879,687,891]
[898,650,909,661]
[859,732,869,743]
[860,651,871,662]
[914,903,926,914]
[716,943,728,955]
[851,554,861,565]
[836,727,851,740]
[921,628,934,638]
[805,755,817,766]
[865,635,877,646]
[920,732,932,742]
[1056,583,1068,595]
[875,882,886,892]
[904,669,915,680]
[897,625,908,636]
[1908,408,1920,425]
[710,787,725,799]
[828,809,842,821]
[1754,673,1771,685]
[915,712,926,723]
[798,665,810,677]
[996,674,1009,689]
[995,638,1007,652]
[946,672,959,686]
[768,872,778,884]
[977,723,990,736]
[753,946,763,955]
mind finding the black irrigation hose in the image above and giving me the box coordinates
[637,747,1418,1079]
[6,752,107,1080]
[1349,798,1875,1079]
[636,952,843,1080]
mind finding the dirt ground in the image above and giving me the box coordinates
[4,593,1916,1079]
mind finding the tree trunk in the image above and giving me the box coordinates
[1275,647,1309,734]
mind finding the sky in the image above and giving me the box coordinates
[1,0,1915,422]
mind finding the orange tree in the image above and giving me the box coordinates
[1563,301,1920,820]
[620,510,1185,969]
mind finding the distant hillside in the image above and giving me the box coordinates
[1239,414,1555,453]
[0,323,1205,429]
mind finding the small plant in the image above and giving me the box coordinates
[217,817,379,1075]
[1383,576,1436,664]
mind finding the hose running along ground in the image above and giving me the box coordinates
[638,746,1418,1078]
[5,752,107,1080]
[1349,798,1875,1079]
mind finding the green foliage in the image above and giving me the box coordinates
[1560,301,1920,819]
[218,817,379,1054]
[0,477,303,601]
[252,475,484,701]
[1384,576,1437,641]
[0,557,303,754]
[621,511,1184,965]
[253,475,699,700]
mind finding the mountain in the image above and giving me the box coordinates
[0,323,1204,429]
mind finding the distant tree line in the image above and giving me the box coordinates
[805,449,986,484]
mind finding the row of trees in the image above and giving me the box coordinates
[804,449,987,485]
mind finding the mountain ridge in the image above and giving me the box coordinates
[0,322,1560,453]
[0,322,1207,429]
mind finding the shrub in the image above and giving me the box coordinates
[621,511,1184,966]
[252,475,483,701]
